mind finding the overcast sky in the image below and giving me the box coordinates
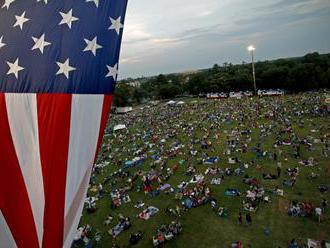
[118,0,330,79]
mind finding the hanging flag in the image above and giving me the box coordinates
[0,0,128,247]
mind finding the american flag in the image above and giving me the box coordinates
[0,0,128,247]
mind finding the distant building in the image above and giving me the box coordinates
[127,80,141,87]
[117,79,141,88]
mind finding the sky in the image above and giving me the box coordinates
[118,0,330,79]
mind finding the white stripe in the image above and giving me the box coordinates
[63,167,93,248]
[0,211,17,248]
[64,94,103,245]
[5,93,44,247]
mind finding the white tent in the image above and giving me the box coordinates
[116,107,133,114]
[165,100,176,105]
[113,124,127,131]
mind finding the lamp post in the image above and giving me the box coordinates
[247,45,257,95]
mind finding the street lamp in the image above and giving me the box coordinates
[247,45,257,95]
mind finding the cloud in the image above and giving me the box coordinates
[263,0,312,10]
[197,11,213,17]
[293,0,330,14]
[123,22,152,44]
[118,0,330,79]
[120,57,142,65]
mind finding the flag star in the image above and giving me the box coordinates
[59,9,79,29]
[106,63,118,80]
[2,0,15,9]
[83,37,102,56]
[37,0,49,4]
[108,16,124,35]
[0,36,6,50]
[86,0,99,8]
[6,58,24,79]
[56,58,76,79]
[13,11,30,30]
[32,34,51,54]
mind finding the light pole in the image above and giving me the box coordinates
[247,45,257,95]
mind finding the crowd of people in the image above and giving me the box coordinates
[73,91,329,247]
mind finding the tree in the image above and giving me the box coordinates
[260,66,289,89]
[156,74,167,85]
[132,87,149,104]
[113,84,133,106]
[158,83,181,99]
[118,52,330,101]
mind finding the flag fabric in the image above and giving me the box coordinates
[0,0,128,247]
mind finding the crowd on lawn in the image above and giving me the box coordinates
[73,91,329,248]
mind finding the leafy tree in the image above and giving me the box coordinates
[158,83,181,99]
[114,52,330,104]
[113,84,133,106]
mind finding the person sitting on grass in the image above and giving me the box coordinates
[129,231,142,245]
[246,212,252,226]
[262,173,278,180]
[315,207,322,223]
[231,241,243,248]
[238,211,243,224]
[289,239,299,248]
[104,214,113,225]
[218,207,228,217]
[321,198,327,211]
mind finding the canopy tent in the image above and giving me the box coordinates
[165,100,176,105]
[113,124,127,131]
[115,107,133,114]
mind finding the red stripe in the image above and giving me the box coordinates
[37,94,72,248]
[0,93,39,248]
[93,94,113,162]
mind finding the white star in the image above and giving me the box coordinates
[56,58,76,79]
[86,0,99,8]
[106,63,118,80]
[108,16,123,35]
[37,0,49,4]
[13,11,30,30]
[2,0,15,10]
[6,58,24,79]
[32,34,51,54]
[83,37,102,56]
[59,9,79,29]
[0,36,6,50]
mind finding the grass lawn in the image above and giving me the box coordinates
[76,93,330,248]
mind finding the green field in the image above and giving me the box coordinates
[76,93,329,248]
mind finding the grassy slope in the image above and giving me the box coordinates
[77,95,330,248]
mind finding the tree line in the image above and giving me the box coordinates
[114,52,330,106]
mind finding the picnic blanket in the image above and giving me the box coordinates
[139,206,159,220]
[159,184,171,191]
[183,198,193,209]
[211,178,221,185]
[283,180,294,187]
[225,188,240,196]
[109,221,130,237]
[307,239,330,248]
[190,174,204,184]
[203,157,219,165]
